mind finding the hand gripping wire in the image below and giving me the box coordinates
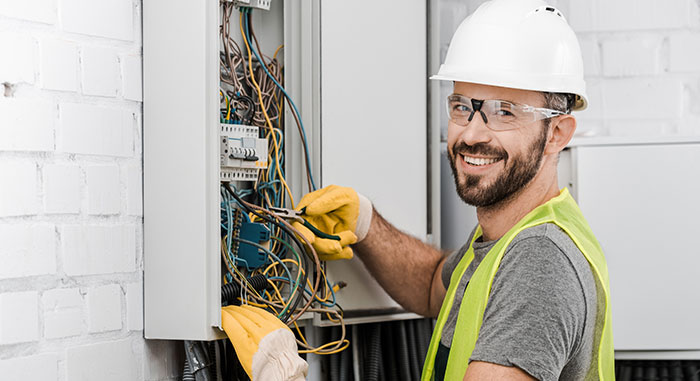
[467,98,489,124]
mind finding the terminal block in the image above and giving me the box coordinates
[220,124,268,181]
[230,0,271,11]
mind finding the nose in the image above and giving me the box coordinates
[450,112,492,147]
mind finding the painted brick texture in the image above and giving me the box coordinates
[0,0,174,379]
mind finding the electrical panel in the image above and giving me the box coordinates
[143,0,437,350]
[219,124,268,182]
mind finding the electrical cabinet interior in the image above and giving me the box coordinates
[143,0,436,340]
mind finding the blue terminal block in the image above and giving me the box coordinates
[237,222,271,270]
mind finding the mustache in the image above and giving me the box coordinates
[450,141,507,159]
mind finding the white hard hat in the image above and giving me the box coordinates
[433,0,588,111]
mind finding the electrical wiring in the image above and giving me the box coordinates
[247,13,317,192]
[218,4,350,366]
[223,183,349,354]
[239,10,295,208]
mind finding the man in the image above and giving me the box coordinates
[293,0,614,379]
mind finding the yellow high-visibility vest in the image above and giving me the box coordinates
[422,188,614,380]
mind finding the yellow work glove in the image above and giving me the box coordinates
[221,305,307,381]
[292,185,373,261]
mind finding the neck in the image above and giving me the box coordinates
[476,164,560,242]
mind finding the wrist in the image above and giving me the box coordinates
[355,192,373,242]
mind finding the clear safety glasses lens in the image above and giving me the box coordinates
[446,95,565,131]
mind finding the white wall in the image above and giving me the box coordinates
[0,1,179,380]
[438,0,700,141]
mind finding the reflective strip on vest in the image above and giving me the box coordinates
[421,188,614,380]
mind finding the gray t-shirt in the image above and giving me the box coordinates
[437,223,598,381]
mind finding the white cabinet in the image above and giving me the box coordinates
[563,137,700,353]
[321,1,430,320]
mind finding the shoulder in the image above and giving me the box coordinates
[499,223,596,298]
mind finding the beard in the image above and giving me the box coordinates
[448,128,548,208]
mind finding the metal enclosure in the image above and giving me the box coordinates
[143,0,222,340]
[562,137,700,358]
[321,0,432,322]
[144,1,436,339]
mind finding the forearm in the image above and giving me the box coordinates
[352,208,445,317]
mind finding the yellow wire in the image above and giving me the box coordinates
[240,12,295,208]
[293,321,308,346]
[273,44,284,61]
[299,339,350,355]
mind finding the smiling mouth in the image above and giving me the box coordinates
[461,154,503,166]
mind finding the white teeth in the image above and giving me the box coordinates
[463,155,499,166]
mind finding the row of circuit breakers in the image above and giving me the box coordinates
[220,124,270,270]
[220,124,269,181]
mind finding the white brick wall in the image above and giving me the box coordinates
[0,0,179,380]
[0,98,54,151]
[81,47,120,97]
[0,33,37,84]
[0,161,39,217]
[66,339,140,381]
[439,0,700,138]
[86,165,121,214]
[39,38,79,92]
[0,291,39,344]
[87,284,122,333]
[43,164,81,213]
[0,224,56,279]
[0,353,59,381]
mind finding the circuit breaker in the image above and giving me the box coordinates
[219,124,268,181]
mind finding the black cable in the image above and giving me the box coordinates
[618,364,632,381]
[669,360,683,381]
[328,326,341,381]
[382,321,398,381]
[406,320,421,380]
[394,321,411,381]
[363,323,381,381]
[221,274,271,306]
[687,362,700,381]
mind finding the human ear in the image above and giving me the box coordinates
[544,115,576,155]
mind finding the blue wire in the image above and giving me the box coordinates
[244,13,317,191]
[230,236,294,285]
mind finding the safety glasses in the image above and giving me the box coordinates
[446,94,566,131]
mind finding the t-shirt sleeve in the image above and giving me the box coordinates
[468,236,588,381]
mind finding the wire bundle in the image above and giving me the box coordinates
[218,2,347,357]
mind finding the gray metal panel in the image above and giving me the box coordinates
[574,143,700,350]
[284,0,321,200]
[143,0,221,340]
[320,1,428,314]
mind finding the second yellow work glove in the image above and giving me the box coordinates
[221,305,308,381]
[292,185,373,261]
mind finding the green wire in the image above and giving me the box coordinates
[271,236,303,319]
